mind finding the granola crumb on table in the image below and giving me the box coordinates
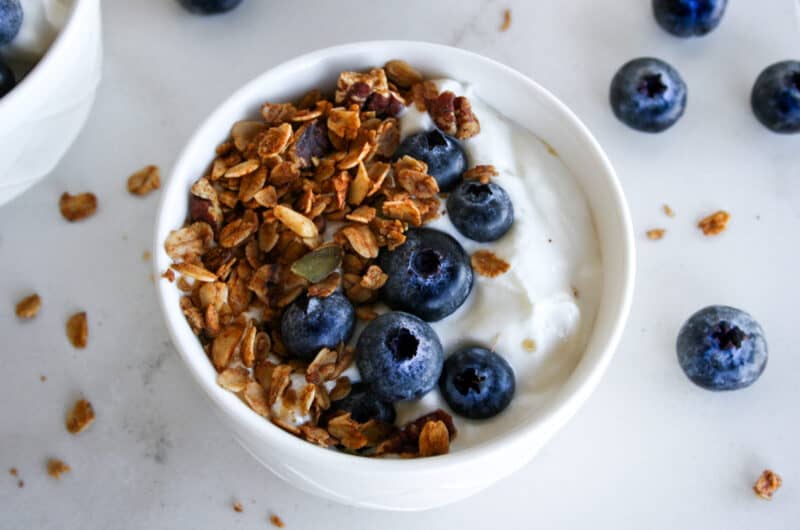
[46,459,71,480]
[753,469,782,500]
[163,60,493,458]
[646,228,666,240]
[269,514,285,528]
[15,293,41,319]
[65,398,95,434]
[59,192,98,222]
[127,165,161,196]
[698,210,730,236]
[66,312,89,348]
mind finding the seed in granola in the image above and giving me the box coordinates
[65,399,95,434]
[59,192,97,222]
[46,459,70,480]
[418,420,450,457]
[66,312,88,348]
[500,8,511,31]
[15,293,41,319]
[753,469,782,500]
[290,244,343,283]
[471,250,510,278]
[646,228,666,240]
[127,165,161,196]
[698,210,730,236]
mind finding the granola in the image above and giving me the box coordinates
[127,165,161,196]
[59,192,97,222]
[15,293,41,319]
[753,469,782,500]
[65,398,95,434]
[646,228,666,240]
[66,312,88,348]
[46,459,70,479]
[698,210,730,236]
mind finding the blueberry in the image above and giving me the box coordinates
[751,60,800,134]
[0,58,15,98]
[0,0,22,45]
[177,0,243,14]
[652,0,727,37]
[327,382,396,424]
[439,347,515,419]
[447,180,514,242]
[676,305,768,391]
[378,228,473,322]
[610,58,687,133]
[395,130,467,192]
[280,292,355,359]
[356,311,444,402]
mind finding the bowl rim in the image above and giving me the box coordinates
[154,40,635,472]
[0,0,92,115]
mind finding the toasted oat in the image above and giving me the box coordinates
[127,165,161,196]
[698,210,730,236]
[663,204,675,218]
[753,469,782,500]
[274,205,318,239]
[646,229,666,240]
[327,413,368,450]
[165,222,214,260]
[418,420,450,457]
[360,265,388,290]
[382,199,422,226]
[15,293,41,319]
[346,205,376,224]
[269,514,285,528]
[59,192,97,222]
[500,8,512,31]
[244,381,270,417]
[171,262,217,282]
[340,225,379,259]
[463,165,498,184]
[307,272,340,298]
[306,347,338,385]
[46,459,70,480]
[522,338,536,352]
[65,399,95,434]
[217,367,250,392]
[471,250,510,277]
[212,325,244,371]
[66,312,88,349]
[232,501,244,513]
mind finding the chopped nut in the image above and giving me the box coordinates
[47,459,70,479]
[127,165,161,196]
[454,96,480,139]
[646,229,666,240]
[500,8,511,31]
[66,312,88,348]
[471,250,510,277]
[699,210,730,236]
[15,294,41,319]
[429,91,456,135]
[418,420,450,457]
[65,398,95,434]
[59,192,97,222]
[753,469,782,500]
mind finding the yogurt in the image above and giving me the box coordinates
[277,80,603,451]
[1,0,72,66]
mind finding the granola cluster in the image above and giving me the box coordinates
[164,61,491,457]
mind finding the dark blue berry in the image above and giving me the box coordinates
[0,0,22,45]
[652,0,727,37]
[327,382,396,424]
[439,347,515,419]
[610,58,687,133]
[280,292,355,360]
[0,58,15,98]
[447,180,514,242]
[178,0,243,14]
[751,60,800,134]
[395,130,467,192]
[676,305,768,391]
[356,311,444,402]
[378,228,473,322]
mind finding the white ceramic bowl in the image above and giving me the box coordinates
[0,0,102,206]
[154,41,635,511]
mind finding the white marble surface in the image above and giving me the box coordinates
[2,0,799,527]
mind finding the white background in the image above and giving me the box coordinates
[2,0,799,528]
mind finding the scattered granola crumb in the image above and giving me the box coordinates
[142,251,152,261]
[698,210,730,236]
[500,8,511,31]
[232,501,244,513]
[269,514,285,528]
[127,165,161,196]
[66,312,88,348]
[59,192,98,222]
[40,375,47,382]
[663,204,675,218]
[522,339,536,352]
[17,480,23,488]
[161,269,175,282]
[46,459,70,479]
[65,398,95,434]
[753,469,782,500]
[15,293,41,319]
[471,250,510,278]
[9,468,17,477]
[646,228,666,240]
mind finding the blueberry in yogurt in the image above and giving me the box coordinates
[447,180,514,242]
[676,305,768,391]
[652,0,727,37]
[178,0,243,15]
[356,311,444,402]
[0,57,15,97]
[0,0,22,45]
[280,292,355,359]
[751,60,800,134]
[439,347,515,419]
[378,228,473,322]
[395,129,467,192]
[610,57,687,133]
[327,382,396,424]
